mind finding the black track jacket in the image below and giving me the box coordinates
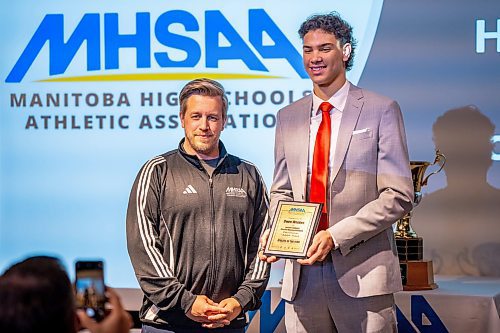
[126,140,270,329]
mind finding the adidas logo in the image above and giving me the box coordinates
[225,186,247,198]
[183,185,197,194]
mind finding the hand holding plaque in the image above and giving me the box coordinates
[263,201,322,259]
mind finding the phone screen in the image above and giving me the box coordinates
[75,260,106,321]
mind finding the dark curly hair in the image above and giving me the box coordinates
[298,12,357,71]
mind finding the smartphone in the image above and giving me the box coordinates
[74,260,106,321]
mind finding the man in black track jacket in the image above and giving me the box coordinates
[126,78,270,333]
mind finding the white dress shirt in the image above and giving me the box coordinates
[307,80,350,193]
[307,80,350,245]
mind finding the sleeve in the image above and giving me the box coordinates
[330,100,414,256]
[126,157,197,313]
[232,167,271,311]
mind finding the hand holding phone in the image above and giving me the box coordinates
[77,288,133,333]
[75,260,106,322]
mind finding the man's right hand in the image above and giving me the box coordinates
[186,295,230,327]
[258,229,279,263]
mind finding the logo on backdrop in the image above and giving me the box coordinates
[2,2,384,131]
[6,9,307,83]
[4,2,384,83]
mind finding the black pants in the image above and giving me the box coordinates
[142,324,245,333]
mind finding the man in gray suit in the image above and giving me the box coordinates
[259,12,413,332]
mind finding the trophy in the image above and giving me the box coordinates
[395,150,445,291]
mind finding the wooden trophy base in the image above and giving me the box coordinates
[400,260,438,291]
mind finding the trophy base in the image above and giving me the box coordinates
[400,260,438,291]
[396,237,423,261]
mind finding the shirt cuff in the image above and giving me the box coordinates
[327,228,339,250]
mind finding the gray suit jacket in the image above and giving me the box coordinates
[270,84,413,301]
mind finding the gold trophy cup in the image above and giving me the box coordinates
[395,150,446,291]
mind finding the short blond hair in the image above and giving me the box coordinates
[179,78,228,119]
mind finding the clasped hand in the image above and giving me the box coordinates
[187,295,242,329]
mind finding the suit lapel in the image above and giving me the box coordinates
[331,85,364,182]
[295,97,312,197]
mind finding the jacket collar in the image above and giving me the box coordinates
[178,138,228,171]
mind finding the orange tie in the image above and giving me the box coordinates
[310,102,332,232]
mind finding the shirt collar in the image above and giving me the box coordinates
[312,80,350,116]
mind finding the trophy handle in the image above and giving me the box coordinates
[421,150,446,186]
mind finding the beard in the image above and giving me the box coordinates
[184,132,220,157]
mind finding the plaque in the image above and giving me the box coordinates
[264,201,322,259]
[395,150,445,291]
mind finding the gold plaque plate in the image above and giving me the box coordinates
[264,201,322,259]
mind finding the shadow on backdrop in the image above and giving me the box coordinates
[412,105,500,277]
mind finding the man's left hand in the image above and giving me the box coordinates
[297,230,334,265]
[203,297,242,329]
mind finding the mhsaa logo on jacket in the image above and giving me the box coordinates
[225,187,247,198]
